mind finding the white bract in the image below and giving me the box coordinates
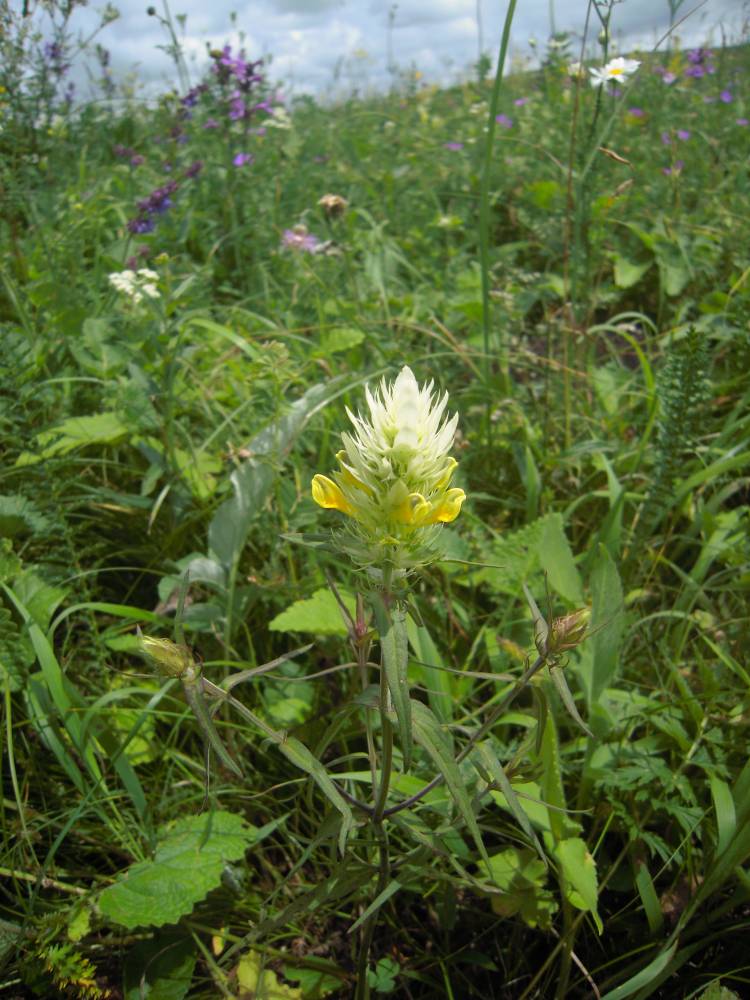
[589,57,641,87]
[108,268,160,304]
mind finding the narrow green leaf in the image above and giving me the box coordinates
[182,679,242,778]
[709,775,736,857]
[475,742,546,863]
[348,880,402,934]
[538,713,567,842]
[600,942,678,1000]
[277,736,354,855]
[372,596,412,771]
[633,859,664,935]
[406,617,452,724]
[548,668,593,737]
[410,700,488,865]
[588,545,624,706]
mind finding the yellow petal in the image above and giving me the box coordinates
[422,488,466,524]
[311,474,354,515]
[434,458,458,489]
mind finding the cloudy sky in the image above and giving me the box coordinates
[51,0,744,98]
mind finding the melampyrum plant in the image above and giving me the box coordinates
[139,365,595,1000]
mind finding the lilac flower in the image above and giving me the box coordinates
[661,131,671,145]
[203,118,220,129]
[130,154,145,167]
[662,72,677,85]
[514,97,529,106]
[281,226,321,253]
[720,90,733,103]
[686,47,712,64]
[676,129,691,141]
[229,95,247,120]
[495,114,513,128]
[232,152,254,167]
[181,85,205,108]
[662,160,684,176]
[737,118,749,126]
[627,107,645,118]
[444,141,464,151]
[137,181,179,215]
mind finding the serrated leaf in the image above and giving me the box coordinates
[555,837,602,933]
[269,588,355,636]
[99,811,259,929]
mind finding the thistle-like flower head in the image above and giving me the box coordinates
[312,366,465,572]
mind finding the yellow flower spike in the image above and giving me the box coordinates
[311,474,355,515]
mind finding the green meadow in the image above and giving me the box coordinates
[1,3,749,997]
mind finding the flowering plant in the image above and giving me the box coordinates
[312,366,465,573]
[589,56,641,87]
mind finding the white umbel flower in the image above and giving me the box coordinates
[108,268,161,304]
[589,57,641,87]
[312,366,465,571]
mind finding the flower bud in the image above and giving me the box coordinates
[137,630,196,678]
[546,608,591,656]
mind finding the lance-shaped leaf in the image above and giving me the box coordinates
[182,675,242,778]
[372,595,412,771]
[474,741,547,864]
[548,666,593,738]
[410,700,489,866]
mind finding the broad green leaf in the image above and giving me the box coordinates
[373,597,412,771]
[124,930,196,1000]
[237,950,302,999]
[613,255,651,289]
[269,588,356,636]
[478,847,557,930]
[99,811,259,929]
[555,837,602,933]
[16,411,129,466]
[537,515,583,605]
[410,700,488,864]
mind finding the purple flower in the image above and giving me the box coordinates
[229,95,247,120]
[127,216,155,234]
[138,180,179,215]
[495,114,513,128]
[232,152,254,167]
[203,118,220,129]
[661,131,672,145]
[627,107,645,118]
[662,160,684,176]
[514,97,529,106]
[736,118,749,126]
[444,141,463,151]
[181,85,205,108]
[662,71,677,85]
[676,129,691,141]
[281,226,321,253]
[686,47,712,64]
[184,160,204,179]
[720,90,733,103]
[130,154,145,167]
[685,65,705,78]
[114,144,132,158]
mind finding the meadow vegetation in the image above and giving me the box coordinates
[1,2,749,997]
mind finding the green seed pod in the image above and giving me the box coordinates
[137,629,196,679]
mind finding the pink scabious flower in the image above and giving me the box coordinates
[281,225,321,253]
[720,90,733,103]
[444,141,464,151]
[495,114,513,128]
[736,118,749,126]
[676,129,691,141]
[514,96,529,106]
[662,71,677,85]
[627,107,645,118]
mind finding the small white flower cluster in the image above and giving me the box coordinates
[266,107,292,130]
[108,269,160,304]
